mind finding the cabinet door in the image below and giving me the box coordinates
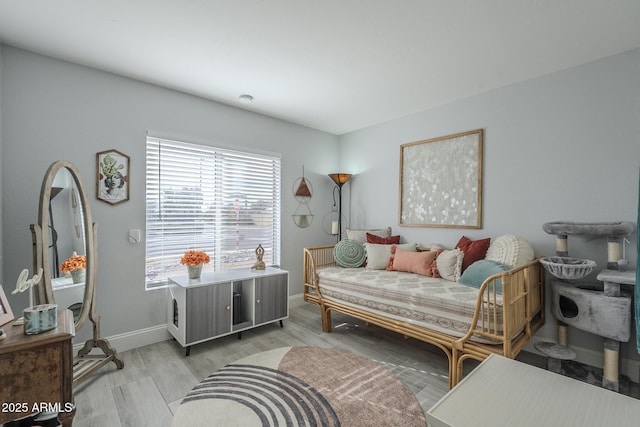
[255,273,288,324]
[186,283,231,343]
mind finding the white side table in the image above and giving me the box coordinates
[427,354,640,427]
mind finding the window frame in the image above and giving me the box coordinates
[145,136,282,289]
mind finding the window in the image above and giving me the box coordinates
[145,136,281,288]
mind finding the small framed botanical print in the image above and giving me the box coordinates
[96,149,130,205]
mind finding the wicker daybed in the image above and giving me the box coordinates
[303,243,545,388]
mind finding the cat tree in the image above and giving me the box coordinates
[536,221,635,392]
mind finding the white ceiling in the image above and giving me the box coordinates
[1,1,639,135]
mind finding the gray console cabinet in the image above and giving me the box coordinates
[255,274,289,324]
[167,267,288,355]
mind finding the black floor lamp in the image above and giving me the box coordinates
[328,173,352,242]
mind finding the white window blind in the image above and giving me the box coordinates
[145,136,281,288]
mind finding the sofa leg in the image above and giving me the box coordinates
[450,350,459,388]
[321,307,332,333]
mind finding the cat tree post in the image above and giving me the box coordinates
[554,234,571,353]
[535,232,577,373]
[597,268,636,391]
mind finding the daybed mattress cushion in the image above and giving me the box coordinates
[316,266,503,343]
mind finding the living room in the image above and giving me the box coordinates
[0,2,639,426]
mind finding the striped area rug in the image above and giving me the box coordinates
[172,346,426,426]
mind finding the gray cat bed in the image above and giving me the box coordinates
[543,221,634,236]
[540,256,596,280]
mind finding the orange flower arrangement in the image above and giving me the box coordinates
[60,253,87,272]
[180,250,210,266]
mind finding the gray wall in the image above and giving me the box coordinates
[339,48,640,374]
[1,46,338,342]
[2,44,639,376]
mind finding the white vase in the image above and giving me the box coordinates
[187,264,202,280]
[70,268,86,284]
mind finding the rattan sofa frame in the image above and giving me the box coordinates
[303,245,545,388]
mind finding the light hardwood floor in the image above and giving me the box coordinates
[70,303,632,426]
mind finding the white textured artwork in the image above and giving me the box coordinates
[400,129,482,228]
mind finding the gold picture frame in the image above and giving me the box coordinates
[0,285,15,326]
[96,149,130,205]
[399,129,483,228]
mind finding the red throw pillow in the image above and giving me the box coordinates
[456,236,491,273]
[366,232,401,244]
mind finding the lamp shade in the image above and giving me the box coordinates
[328,173,352,186]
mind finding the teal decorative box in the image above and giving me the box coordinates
[23,304,58,335]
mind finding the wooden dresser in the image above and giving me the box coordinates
[0,309,75,426]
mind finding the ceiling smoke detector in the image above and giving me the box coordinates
[239,94,254,104]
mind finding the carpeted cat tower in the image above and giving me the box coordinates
[536,221,635,392]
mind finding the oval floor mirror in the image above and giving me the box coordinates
[31,160,124,386]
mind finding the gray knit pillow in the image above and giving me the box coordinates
[334,239,367,268]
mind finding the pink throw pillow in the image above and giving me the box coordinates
[388,249,438,276]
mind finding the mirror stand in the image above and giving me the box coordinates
[31,160,124,388]
[32,222,123,386]
[74,318,125,386]
[68,223,123,385]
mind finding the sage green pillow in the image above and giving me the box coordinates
[334,239,367,268]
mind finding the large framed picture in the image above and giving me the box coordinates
[0,285,15,326]
[399,129,483,228]
[96,149,130,205]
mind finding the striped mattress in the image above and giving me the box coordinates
[315,266,504,343]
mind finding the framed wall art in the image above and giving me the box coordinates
[0,285,15,326]
[96,149,130,205]
[399,129,483,228]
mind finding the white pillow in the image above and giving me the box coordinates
[365,243,417,270]
[346,227,392,244]
[436,248,464,281]
[485,235,534,268]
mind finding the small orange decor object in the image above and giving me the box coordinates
[60,252,87,272]
[180,250,210,267]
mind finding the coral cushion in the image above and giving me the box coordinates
[456,236,491,273]
[388,249,438,276]
[365,243,417,270]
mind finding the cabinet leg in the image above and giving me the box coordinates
[185,346,191,357]
[237,332,242,340]
[279,320,283,328]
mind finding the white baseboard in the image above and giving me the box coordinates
[526,336,640,383]
[75,294,308,354]
[73,324,171,354]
